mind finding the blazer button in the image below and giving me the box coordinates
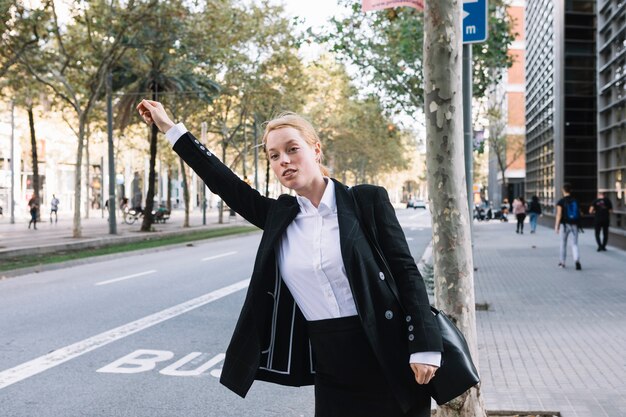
[385,310,393,320]
[379,272,385,280]
[206,151,212,156]
[194,139,200,144]
[200,145,205,150]
[408,325,414,331]
[406,315,412,322]
[408,334,415,341]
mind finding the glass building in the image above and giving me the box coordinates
[525,0,597,216]
[598,0,626,242]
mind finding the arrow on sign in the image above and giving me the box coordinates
[463,0,479,19]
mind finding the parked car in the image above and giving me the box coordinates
[407,199,427,209]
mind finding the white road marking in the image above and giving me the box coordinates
[95,270,157,286]
[409,211,428,220]
[0,279,250,390]
[201,251,238,262]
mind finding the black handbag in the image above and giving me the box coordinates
[350,188,480,405]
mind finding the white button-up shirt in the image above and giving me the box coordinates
[165,123,440,367]
[278,179,358,320]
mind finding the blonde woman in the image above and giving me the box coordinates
[137,100,442,417]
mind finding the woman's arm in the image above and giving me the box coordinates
[370,187,443,353]
[137,100,273,229]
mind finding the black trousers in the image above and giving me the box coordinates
[308,316,430,417]
[516,213,526,232]
[595,222,609,248]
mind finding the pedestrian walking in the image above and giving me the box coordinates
[137,100,443,417]
[589,192,613,251]
[554,183,582,270]
[512,196,527,234]
[50,194,60,223]
[27,196,39,230]
[527,195,542,233]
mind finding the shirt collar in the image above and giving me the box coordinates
[296,178,336,215]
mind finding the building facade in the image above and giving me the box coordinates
[598,0,626,243]
[488,0,527,208]
[525,0,597,217]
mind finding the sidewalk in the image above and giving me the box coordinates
[472,220,626,417]
[0,208,249,259]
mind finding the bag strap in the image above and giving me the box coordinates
[350,187,441,317]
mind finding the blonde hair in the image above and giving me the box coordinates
[262,112,330,177]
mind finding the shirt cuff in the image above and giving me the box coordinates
[165,123,188,147]
[409,351,442,367]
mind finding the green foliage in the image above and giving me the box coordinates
[313,0,515,115]
[306,57,410,182]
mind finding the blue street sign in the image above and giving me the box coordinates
[463,0,488,44]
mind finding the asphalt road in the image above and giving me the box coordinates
[0,208,432,417]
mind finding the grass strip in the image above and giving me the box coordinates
[0,226,258,273]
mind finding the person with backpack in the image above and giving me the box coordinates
[589,192,613,251]
[527,195,542,233]
[554,183,582,270]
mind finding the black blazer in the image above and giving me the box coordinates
[174,132,443,412]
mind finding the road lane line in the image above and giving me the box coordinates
[201,251,238,262]
[95,270,157,286]
[0,279,250,390]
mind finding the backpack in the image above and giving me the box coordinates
[565,197,580,223]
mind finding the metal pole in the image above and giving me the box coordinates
[107,72,117,234]
[10,100,15,224]
[463,43,473,221]
[201,122,207,225]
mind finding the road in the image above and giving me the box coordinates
[0,208,432,417]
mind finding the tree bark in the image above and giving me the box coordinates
[423,1,487,416]
[85,126,90,219]
[73,114,86,238]
[166,164,172,212]
[179,157,190,228]
[141,123,158,231]
[27,106,40,216]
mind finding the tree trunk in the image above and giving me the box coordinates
[73,114,86,238]
[218,141,226,224]
[27,106,40,217]
[85,127,90,219]
[423,1,487,416]
[179,157,190,228]
[141,123,158,231]
[166,164,172,212]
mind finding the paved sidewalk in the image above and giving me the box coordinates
[472,221,626,417]
[0,208,247,259]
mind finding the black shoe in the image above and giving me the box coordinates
[602,246,607,251]
[597,247,603,252]
[575,262,581,270]
[558,262,565,268]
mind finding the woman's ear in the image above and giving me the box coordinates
[314,142,322,163]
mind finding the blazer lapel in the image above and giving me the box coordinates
[256,196,300,263]
[332,179,362,288]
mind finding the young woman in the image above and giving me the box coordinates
[136,99,443,417]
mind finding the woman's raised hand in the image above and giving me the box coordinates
[136,100,175,133]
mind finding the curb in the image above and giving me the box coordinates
[0,227,261,279]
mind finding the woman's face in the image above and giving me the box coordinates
[265,127,322,195]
